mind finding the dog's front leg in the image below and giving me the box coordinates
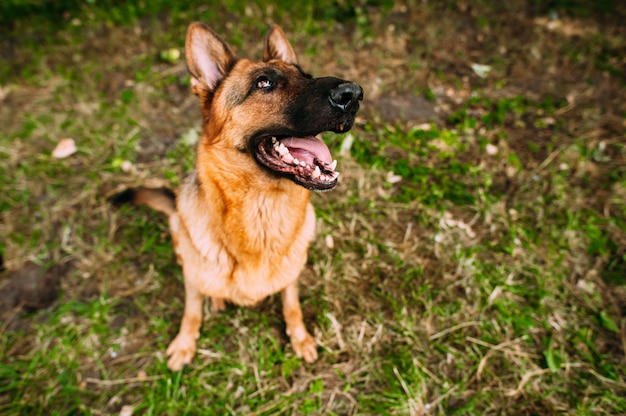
[281,281,318,363]
[166,281,204,371]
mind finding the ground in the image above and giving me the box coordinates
[0,1,625,415]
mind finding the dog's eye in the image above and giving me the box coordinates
[255,76,273,89]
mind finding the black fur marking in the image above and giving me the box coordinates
[107,187,176,207]
[157,187,177,202]
[108,188,137,206]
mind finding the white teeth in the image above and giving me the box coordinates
[270,137,338,184]
[278,143,289,156]
[282,153,294,164]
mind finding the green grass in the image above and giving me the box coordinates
[1,1,626,415]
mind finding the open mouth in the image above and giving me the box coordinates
[255,134,340,191]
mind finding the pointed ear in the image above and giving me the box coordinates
[263,24,298,64]
[185,22,237,95]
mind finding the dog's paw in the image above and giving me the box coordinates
[291,332,318,363]
[166,334,197,371]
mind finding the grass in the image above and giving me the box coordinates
[1,1,626,415]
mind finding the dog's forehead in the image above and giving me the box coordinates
[230,59,300,79]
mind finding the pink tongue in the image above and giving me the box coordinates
[281,136,332,165]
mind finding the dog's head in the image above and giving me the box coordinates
[185,23,363,191]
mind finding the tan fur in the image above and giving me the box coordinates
[131,187,176,215]
[165,173,316,370]
[115,23,362,371]
[166,24,318,371]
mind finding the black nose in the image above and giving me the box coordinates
[329,82,364,113]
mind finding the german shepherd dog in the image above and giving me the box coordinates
[112,23,362,371]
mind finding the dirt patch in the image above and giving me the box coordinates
[366,93,439,125]
[0,260,72,330]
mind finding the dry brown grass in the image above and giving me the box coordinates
[1,1,625,414]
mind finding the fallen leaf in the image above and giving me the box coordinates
[414,123,432,131]
[181,128,199,146]
[485,143,498,155]
[160,48,181,63]
[52,138,77,159]
[119,405,134,416]
[386,171,403,184]
[120,160,134,173]
[340,133,354,156]
[470,63,491,79]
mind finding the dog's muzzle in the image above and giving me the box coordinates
[329,82,364,113]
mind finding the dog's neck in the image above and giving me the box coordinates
[189,145,312,261]
[195,143,311,204]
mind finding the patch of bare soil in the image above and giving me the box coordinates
[0,260,72,331]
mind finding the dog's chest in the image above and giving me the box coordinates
[174,186,315,304]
